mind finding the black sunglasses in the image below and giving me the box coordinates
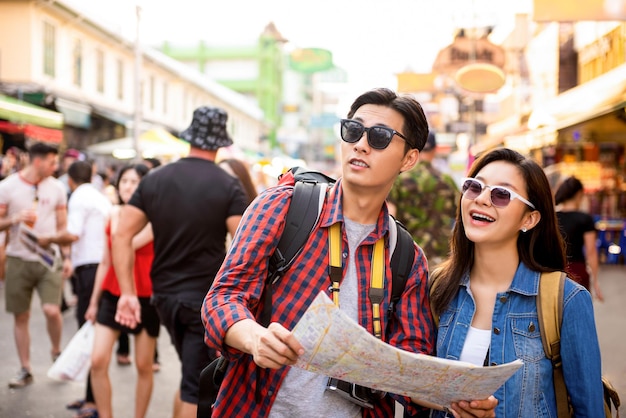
[461,177,536,209]
[340,119,412,150]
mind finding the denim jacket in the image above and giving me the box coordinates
[432,263,604,417]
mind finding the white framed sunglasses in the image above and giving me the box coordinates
[461,177,536,209]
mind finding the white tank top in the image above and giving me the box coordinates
[459,326,491,366]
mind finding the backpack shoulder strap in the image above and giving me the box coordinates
[537,271,569,416]
[388,219,415,318]
[269,181,325,277]
[260,180,326,327]
[537,271,565,360]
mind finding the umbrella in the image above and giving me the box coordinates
[87,128,190,159]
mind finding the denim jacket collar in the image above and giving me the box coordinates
[459,262,540,296]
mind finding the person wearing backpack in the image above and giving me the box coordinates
[429,148,605,417]
[202,88,497,418]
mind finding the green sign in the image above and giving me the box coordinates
[289,48,333,73]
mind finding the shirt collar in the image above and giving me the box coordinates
[319,178,392,244]
[459,262,540,296]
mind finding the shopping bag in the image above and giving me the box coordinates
[47,321,95,382]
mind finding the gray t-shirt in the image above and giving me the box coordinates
[269,218,375,418]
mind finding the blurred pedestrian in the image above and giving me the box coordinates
[218,158,257,205]
[387,131,459,268]
[0,142,67,388]
[429,148,604,417]
[37,160,112,417]
[0,146,22,180]
[554,176,603,301]
[57,148,84,196]
[142,157,161,170]
[85,163,158,418]
[113,106,249,418]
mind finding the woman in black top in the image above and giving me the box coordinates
[555,176,604,301]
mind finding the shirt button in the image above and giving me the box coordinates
[529,322,536,332]
[499,296,507,303]
[342,252,348,259]
[268,390,274,396]
[493,327,501,335]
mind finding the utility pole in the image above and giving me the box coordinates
[133,4,142,160]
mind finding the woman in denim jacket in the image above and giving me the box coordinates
[429,148,604,417]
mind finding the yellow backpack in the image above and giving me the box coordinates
[537,271,620,418]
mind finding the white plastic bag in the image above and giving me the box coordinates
[47,321,95,382]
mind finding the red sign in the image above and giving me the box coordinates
[0,121,63,143]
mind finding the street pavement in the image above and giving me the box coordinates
[0,265,624,418]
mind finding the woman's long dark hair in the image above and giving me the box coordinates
[219,158,258,205]
[430,148,567,314]
[554,176,584,205]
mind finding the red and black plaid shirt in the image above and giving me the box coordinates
[202,173,434,417]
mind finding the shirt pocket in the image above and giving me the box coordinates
[511,316,545,363]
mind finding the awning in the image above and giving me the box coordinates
[0,121,63,144]
[0,94,64,129]
[528,64,626,131]
[91,105,131,126]
[87,128,189,159]
[55,98,91,128]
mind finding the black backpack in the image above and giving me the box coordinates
[197,167,415,416]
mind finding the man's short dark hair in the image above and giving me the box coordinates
[346,88,429,152]
[68,161,92,185]
[28,142,59,160]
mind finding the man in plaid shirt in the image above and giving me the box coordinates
[202,88,497,418]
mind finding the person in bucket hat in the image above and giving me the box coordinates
[112,106,248,418]
[180,106,233,151]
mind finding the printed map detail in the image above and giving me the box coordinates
[292,291,522,410]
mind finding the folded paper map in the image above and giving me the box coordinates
[19,225,59,271]
[292,291,522,411]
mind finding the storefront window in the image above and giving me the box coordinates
[43,21,55,77]
[96,49,105,94]
[73,39,82,87]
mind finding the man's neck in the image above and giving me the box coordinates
[341,183,387,225]
[20,167,44,184]
[187,147,218,161]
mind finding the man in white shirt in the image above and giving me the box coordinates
[0,142,69,388]
[38,160,112,414]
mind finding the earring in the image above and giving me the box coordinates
[521,227,527,233]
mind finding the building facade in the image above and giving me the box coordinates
[0,0,267,157]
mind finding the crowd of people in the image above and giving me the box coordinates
[0,87,610,418]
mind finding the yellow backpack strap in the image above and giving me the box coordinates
[328,222,386,339]
[537,271,569,417]
[537,271,565,359]
[369,238,385,339]
[328,223,342,307]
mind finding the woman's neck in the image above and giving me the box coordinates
[559,199,578,211]
[471,245,519,291]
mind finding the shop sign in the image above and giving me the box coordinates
[533,0,626,21]
[433,37,505,74]
[289,48,333,74]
